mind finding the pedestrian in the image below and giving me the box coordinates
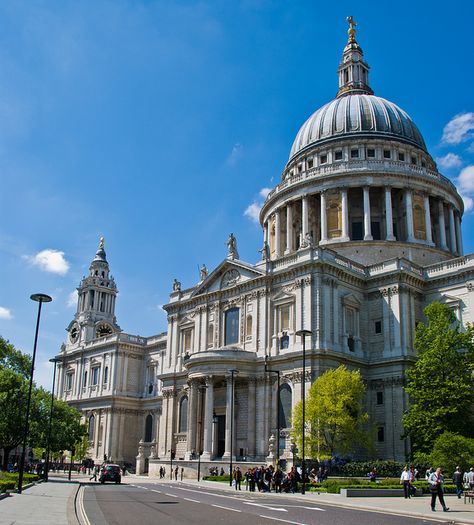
[89,464,98,482]
[234,467,242,490]
[400,466,412,499]
[174,466,179,480]
[428,467,449,512]
[467,467,474,490]
[453,466,463,499]
[368,468,377,482]
[180,467,184,481]
[273,467,283,493]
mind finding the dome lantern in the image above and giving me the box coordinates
[336,16,373,98]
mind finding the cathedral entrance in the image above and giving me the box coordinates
[217,415,225,457]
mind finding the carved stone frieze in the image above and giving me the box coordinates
[221,269,241,289]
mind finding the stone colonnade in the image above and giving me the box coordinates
[264,187,462,258]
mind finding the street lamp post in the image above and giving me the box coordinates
[295,329,312,496]
[44,357,61,482]
[264,355,280,465]
[18,293,52,494]
[228,369,238,487]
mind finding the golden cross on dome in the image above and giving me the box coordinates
[347,16,357,43]
[99,237,105,249]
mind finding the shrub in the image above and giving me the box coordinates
[0,481,16,493]
[340,460,405,477]
[202,475,230,482]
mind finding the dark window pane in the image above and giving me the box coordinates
[377,426,385,442]
[225,308,240,345]
[145,415,153,442]
[352,222,363,240]
[179,397,188,433]
[376,391,384,405]
[371,221,381,240]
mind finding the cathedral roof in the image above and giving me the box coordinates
[288,17,427,161]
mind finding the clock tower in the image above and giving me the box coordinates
[66,238,121,346]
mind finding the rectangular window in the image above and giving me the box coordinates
[376,391,384,405]
[411,156,417,165]
[298,164,302,173]
[334,150,343,160]
[367,148,375,158]
[307,158,313,169]
[320,154,327,164]
[383,149,391,159]
[66,372,74,390]
[182,329,192,352]
[377,426,385,442]
[351,149,359,158]
[374,320,382,334]
[91,367,100,386]
[224,308,240,345]
[421,160,426,167]
[280,304,291,331]
[398,152,405,161]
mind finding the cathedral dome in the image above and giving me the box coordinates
[289,94,427,160]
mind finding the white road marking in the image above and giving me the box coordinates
[259,516,307,525]
[77,485,92,525]
[151,489,161,493]
[244,502,288,512]
[183,497,201,503]
[211,504,241,512]
[279,505,325,511]
[165,493,178,498]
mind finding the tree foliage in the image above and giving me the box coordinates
[0,336,86,468]
[291,365,371,460]
[428,432,474,475]
[403,302,474,454]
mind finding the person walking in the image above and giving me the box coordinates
[429,467,449,512]
[467,467,474,490]
[453,466,463,499]
[89,464,98,482]
[233,466,242,490]
[400,466,412,499]
[174,466,178,480]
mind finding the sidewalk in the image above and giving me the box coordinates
[0,476,80,525]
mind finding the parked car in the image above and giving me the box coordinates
[99,464,122,484]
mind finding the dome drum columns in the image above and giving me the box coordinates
[263,186,463,259]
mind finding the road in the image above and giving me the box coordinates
[80,480,452,525]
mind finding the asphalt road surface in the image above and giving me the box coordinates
[82,481,452,525]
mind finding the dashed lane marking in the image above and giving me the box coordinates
[243,502,288,512]
[259,516,307,525]
[211,504,241,512]
[165,493,178,498]
[183,498,200,503]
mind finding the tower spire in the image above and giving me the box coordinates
[336,16,373,98]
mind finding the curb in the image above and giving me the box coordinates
[0,493,10,501]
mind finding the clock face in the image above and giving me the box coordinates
[96,323,113,338]
[69,324,79,343]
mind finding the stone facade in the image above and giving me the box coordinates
[57,26,473,474]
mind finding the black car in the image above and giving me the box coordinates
[99,464,122,484]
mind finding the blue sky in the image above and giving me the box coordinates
[1,0,473,388]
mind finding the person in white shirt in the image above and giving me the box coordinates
[400,466,413,499]
[428,467,449,512]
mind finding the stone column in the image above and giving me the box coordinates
[385,187,395,240]
[363,186,373,240]
[455,212,463,255]
[320,191,328,243]
[438,200,448,250]
[302,195,309,239]
[223,375,233,459]
[247,377,256,458]
[274,209,281,257]
[201,377,214,460]
[186,381,198,459]
[424,194,433,245]
[263,221,268,244]
[448,206,456,255]
[285,203,293,254]
[405,190,415,242]
[341,189,350,240]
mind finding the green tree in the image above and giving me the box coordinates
[0,335,31,376]
[428,431,474,475]
[291,365,371,460]
[403,302,474,454]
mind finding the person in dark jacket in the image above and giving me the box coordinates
[453,466,463,499]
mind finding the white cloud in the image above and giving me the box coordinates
[226,142,243,166]
[259,187,271,199]
[461,194,473,212]
[442,112,474,144]
[436,153,462,170]
[457,165,474,193]
[25,249,70,275]
[67,290,78,308]
[244,202,262,223]
[0,307,13,320]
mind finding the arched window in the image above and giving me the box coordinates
[279,384,292,429]
[179,396,188,433]
[144,414,153,442]
[224,307,239,345]
[88,414,95,441]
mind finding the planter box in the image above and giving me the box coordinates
[340,488,421,497]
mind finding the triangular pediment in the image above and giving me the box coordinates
[191,259,265,297]
[272,290,295,303]
[342,293,361,307]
